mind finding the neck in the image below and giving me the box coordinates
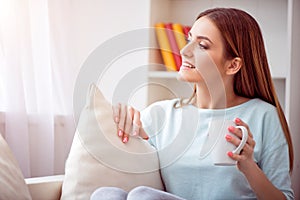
[195,83,247,109]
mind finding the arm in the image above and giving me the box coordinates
[238,161,286,200]
[227,118,292,200]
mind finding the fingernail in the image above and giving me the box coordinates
[227,151,233,157]
[225,134,232,140]
[115,117,119,123]
[228,126,234,132]
[122,137,128,143]
[118,130,123,137]
[235,118,241,123]
[143,136,149,140]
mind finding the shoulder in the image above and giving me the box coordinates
[243,98,277,115]
[140,99,181,144]
[141,99,180,115]
[242,98,281,130]
[147,99,179,108]
[248,99,286,148]
[247,98,275,109]
[236,98,282,139]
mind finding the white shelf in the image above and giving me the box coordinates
[148,71,286,80]
[148,71,178,79]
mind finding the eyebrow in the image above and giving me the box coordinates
[188,32,213,44]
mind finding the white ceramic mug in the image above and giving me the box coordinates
[209,120,248,166]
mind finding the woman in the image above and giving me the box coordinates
[92,8,294,200]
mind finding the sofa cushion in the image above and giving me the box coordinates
[61,83,164,200]
[25,175,64,200]
[0,133,32,200]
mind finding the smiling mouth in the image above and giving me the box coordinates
[182,62,196,69]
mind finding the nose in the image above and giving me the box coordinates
[180,42,193,58]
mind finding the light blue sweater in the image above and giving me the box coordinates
[141,98,294,200]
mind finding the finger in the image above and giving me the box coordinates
[242,143,254,154]
[227,127,255,151]
[246,137,256,148]
[139,127,149,140]
[132,113,148,139]
[228,126,243,139]
[235,118,253,138]
[112,103,121,123]
[122,133,129,143]
[124,106,134,135]
[228,146,254,164]
[132,112,148,140]
[132,110,141,136]
[225,133,240,147]
[130,109,149,139]
[118,104,127,137]
[132,123,140,136]
[226,137,255,162]
[227,151,244,161]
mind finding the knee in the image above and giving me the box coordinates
[127,186,154,200]
[90,187,127,200]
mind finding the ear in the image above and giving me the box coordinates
[226,57,242,75]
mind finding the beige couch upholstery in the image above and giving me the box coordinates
[25,175,64,200]
[23,84,164,200]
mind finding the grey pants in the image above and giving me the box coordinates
[90,186,185,200]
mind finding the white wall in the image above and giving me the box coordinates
[70,0,150,65]
[70,0,151,116]
[287,0,300,198]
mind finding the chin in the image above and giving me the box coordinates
[177,71,200,82]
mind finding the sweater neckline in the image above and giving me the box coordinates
[188,98,259,114]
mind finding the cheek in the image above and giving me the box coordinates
[194,51,221,80]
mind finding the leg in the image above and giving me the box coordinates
[127,186,185,200]
[90,187,127,200]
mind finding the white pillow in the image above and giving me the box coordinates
[61,83,164,200]
[0,133,32,200]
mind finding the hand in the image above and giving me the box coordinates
[226,118,256,172]
[112,103,148,143]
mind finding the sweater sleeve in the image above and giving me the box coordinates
[259,108,294,199]
[140,101,169,148]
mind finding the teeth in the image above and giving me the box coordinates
[183,63,195,68]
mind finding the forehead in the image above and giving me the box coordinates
[190,16,222,42]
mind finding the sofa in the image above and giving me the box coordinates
[1,84,163,200]
[25,175,64,200]
[23,84,164,200]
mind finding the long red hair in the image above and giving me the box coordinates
[193,8,293,172]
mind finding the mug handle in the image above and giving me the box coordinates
[232,126,248,154]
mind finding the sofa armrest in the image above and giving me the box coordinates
[25,175,64,200]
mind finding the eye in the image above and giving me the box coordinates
[199,43,208,50]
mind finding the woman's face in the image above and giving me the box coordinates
[178,16,230,84]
